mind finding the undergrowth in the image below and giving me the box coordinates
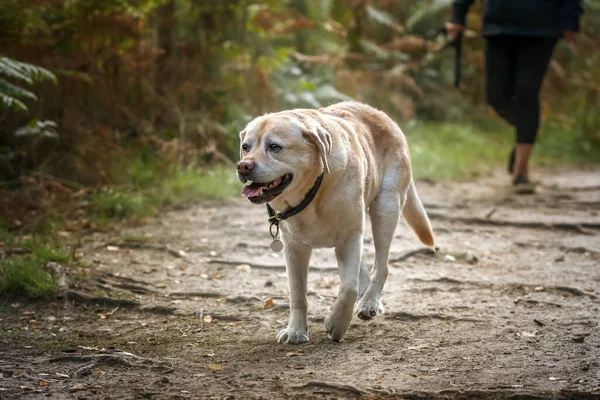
[0,233,71,298]
[406,121,600,180]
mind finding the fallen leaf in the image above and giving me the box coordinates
[70,384,85,392]
[40,381,48,387]
[520,331,538,338]
[203,315,213,323]
[235,264,252,273]
[20,385,35,391]
[264,297,274,308]
[207,364,223,371]
[211,273,222,279]
[409,373,419,378]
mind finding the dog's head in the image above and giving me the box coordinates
[236,113,331,205]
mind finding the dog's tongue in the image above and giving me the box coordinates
[241,184,263,198]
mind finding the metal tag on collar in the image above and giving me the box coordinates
[269,221,283,252]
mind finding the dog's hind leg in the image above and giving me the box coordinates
[357,182,403,320]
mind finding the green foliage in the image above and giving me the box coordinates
[0,256,57,298]
[24,239,71,264]
[407,121,600,181]
[154,164,240,207]
[407,122,510,180]
[0,56,56,112]
[0,226,68,299]
[90,189,153,223]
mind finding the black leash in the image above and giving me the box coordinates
[432,27,463,88]
[265,173,324,252]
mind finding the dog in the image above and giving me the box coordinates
[236,101,434,344]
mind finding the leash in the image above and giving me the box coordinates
[431,27,463,88]
[265,173,325,252]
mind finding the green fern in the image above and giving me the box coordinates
[0,56,57,113]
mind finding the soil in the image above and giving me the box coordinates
[1,167,600,400]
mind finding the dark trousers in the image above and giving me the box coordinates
[484,36,557,144]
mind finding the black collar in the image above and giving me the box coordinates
[266,173,324,227]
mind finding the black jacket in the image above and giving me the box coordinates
[450,0,583,37]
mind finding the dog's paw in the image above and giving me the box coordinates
[325,310,353,342]
[356,299,384,320]
[277,328,309,344]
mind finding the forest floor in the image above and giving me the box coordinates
[1,166,600,400]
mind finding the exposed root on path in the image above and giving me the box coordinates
[207,258,337,271]
[428,211,599,235]
[408,277,599,300]
[208,248,434,271]
[44,350,170,377]
[384,311,483,323]
[292,381,369,396]
[59,291,178,314]
[104,242,189,258]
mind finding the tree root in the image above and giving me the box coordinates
[46,350,169,377]
[208,248,434,271]
[389,248,436,263]
[428,211,599,235]
[207,258,337,272]
[408,277,598,301]
[60,291,178,314]
[292,381,368,395]
[61,290,141,308]
[384,311,483,323]
[104,242,189,258]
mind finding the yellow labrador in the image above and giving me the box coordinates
[237,102,434,344]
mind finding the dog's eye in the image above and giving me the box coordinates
[241,144,249,152]
[269,143,282,151]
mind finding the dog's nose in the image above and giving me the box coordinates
[237,160,255,175]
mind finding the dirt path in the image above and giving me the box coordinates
[2,167,600,399]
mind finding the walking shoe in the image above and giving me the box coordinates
[513,174,535,194]
[508,147,515,175]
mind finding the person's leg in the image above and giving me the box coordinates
[484,36,520,174]
[511,37,558,183]
[484,36,518,126]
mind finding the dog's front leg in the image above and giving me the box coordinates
[277,240,312,344]
[326,233,362,342]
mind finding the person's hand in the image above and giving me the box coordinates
[563,31,577,44]
[445,22,465,40]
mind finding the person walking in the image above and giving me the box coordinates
[446,0,583,193]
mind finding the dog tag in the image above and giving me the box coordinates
[270,239,283,252]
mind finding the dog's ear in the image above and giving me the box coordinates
[238,129,247,160]
[303,125,332,174]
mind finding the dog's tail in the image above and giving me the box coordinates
[402,180,435,248]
